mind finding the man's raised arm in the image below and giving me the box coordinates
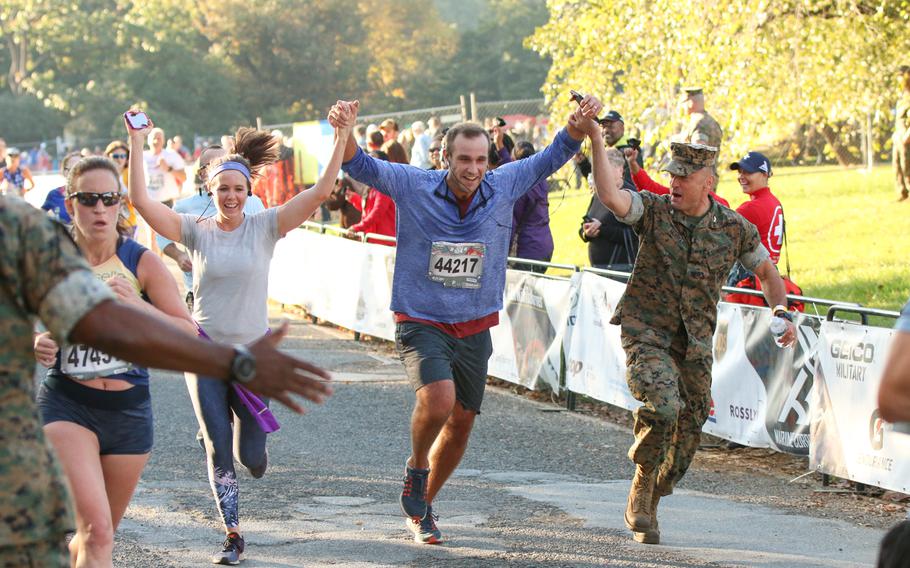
[583,114,632,217]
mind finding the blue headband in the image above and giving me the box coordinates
[208,161,251,182]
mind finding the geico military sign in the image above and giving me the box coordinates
[810,321,910,493]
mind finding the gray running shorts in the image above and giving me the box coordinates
[395,321,493,413]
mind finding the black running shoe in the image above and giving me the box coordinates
[211,532,244,565]
[400,464,430,520]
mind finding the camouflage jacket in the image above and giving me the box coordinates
[685,111,723,153]
[0,196,113,545]
[610,190,768,360]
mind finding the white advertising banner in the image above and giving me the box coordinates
[488,271,573,391]
[269,229,396,341]
[563,271,640,410]
[810,322,910,493]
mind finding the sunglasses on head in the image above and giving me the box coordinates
[109,153,127,159]
[68,192,122,207]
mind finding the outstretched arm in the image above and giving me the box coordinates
[276,101,359,236]
[584,114,632,217]
[70,301,332,413]
[125,112,183,241]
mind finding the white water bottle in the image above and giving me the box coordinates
[769,316,789,348]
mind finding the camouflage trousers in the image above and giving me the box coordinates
[622,336,712,497]
[894,142,910,198]
[0,536,69,568]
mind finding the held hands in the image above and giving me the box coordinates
[34,332,59,368]
[123,110,154,141]
[328,100,360,133]
[245,321,333,413]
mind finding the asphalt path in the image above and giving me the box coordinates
[110,312,886,568]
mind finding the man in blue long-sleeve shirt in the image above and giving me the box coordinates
[330,96,602,544]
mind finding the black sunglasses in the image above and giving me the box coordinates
[69,192,122,207]
[429,147,441,153]
[109,153,128,159]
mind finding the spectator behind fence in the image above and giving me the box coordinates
[600,110,643,188]
[723,152,784,285]
[348,150,396,246]
[409,121,432,169]
[380,118,400,143]
[579,147,638,274]
[492,135,553,273]
[325,175,363,229]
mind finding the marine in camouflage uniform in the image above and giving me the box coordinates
[611,143,767,491]
[893,66,910,201]
[682,88,723,176]
[682,88,723,150]
[0,196,115,566]
[582,136,794,545]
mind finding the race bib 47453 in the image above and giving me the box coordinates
[61,344,133,380]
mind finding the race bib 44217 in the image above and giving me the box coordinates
[427,241,485,289]
[61,344,133,380]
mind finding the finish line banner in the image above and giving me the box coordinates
[488,271,572,391]
[810,322,910,493]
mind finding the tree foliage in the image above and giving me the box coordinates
[0,0,551,144]
[529,0,910,165]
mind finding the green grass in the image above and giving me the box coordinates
[547,164,908,314]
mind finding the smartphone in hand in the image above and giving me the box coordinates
[569,90,585,104]
[124,111,150,130]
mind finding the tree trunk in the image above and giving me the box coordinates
[821,123,859,166]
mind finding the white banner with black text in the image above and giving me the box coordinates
[810,322,910,493]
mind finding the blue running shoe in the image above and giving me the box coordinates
[406,505,442,544]
[400,464,430,519]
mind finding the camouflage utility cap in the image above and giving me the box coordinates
[662,142,717,177]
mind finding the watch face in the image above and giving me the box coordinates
[233,352,256,383]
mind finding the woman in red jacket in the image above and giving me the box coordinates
[348,149,397,246]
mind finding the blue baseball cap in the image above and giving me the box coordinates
[730,151,772,176]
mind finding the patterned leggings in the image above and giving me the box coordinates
[185,373,268,529]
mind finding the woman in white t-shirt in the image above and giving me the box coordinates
[125,104,356,564]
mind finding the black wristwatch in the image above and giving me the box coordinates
[230,345,256,384]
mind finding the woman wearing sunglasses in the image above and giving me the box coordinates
[33,156,196,568]
[125,104,355,564]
